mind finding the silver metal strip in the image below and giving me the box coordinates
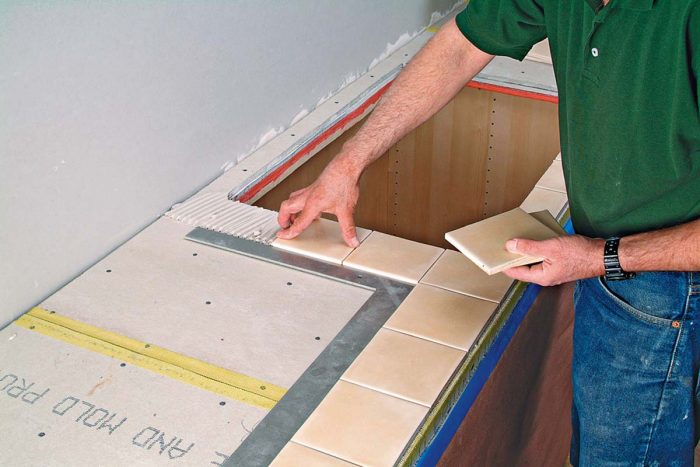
[228,64,403,202]
[473,76,558,96]
[184,227,413,467]
[476,56,558,95]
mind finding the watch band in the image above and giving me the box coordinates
[603,237,635,281]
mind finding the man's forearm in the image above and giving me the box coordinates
[332,20,494,179]
[620,218,700,272]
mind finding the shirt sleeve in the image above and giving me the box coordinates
[455,0,547,61]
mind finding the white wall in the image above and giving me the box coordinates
[0,1,458,325]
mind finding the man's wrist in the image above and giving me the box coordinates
[603,236,635,280]
[325,152,365,182]
[590,238,607,277]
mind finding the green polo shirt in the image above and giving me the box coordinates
[456,0,700,238]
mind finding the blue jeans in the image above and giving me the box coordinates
[571,272,700,466]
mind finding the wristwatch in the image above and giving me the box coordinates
[603,237,635,281]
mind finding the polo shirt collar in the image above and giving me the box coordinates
[584,0,655,12]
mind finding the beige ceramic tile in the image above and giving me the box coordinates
[445,207,561,275]
[342,231,443,284]
[293,380,427,467]
[342,328,464,407]
[272,218,372,265]
[271,442,356,467]
[536,160,566,193]
[384,284,497,351]
[529,210,567,236]
[421,250,513,302]
[520,187,568,218]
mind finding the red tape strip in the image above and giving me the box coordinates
[239,81,393,203]
[467,81,559,103]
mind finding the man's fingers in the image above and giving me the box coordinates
[276,207,319,240]
[336,209,359,248]
[502,263,545,284]
[278,197,304,229]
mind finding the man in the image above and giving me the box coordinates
[277,0,700,464]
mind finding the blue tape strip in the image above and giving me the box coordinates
[417,214,574,466]
[564,217,574,234]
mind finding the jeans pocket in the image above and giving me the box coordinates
[596,276,680,327]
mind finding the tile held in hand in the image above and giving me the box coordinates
[445,207,562,275]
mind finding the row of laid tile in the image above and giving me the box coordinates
[273,218,373,265]
[277,291,499,466]
[269,155,568,466]
[273,442,357,466]
[287,238,517,465]
[272,284,502,465]
[273,218,444,285]
[273,157,567,282]
[270,236,507,465]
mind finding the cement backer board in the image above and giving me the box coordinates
[41,217,373,389]
[0,324,266,466]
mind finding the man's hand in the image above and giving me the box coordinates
[502,235,605,286]
[276,160,361,247]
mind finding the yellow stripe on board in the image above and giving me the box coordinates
[427,25,440,33]
[17,308,286,410]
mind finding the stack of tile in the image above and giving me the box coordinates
[521,155,568,218]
